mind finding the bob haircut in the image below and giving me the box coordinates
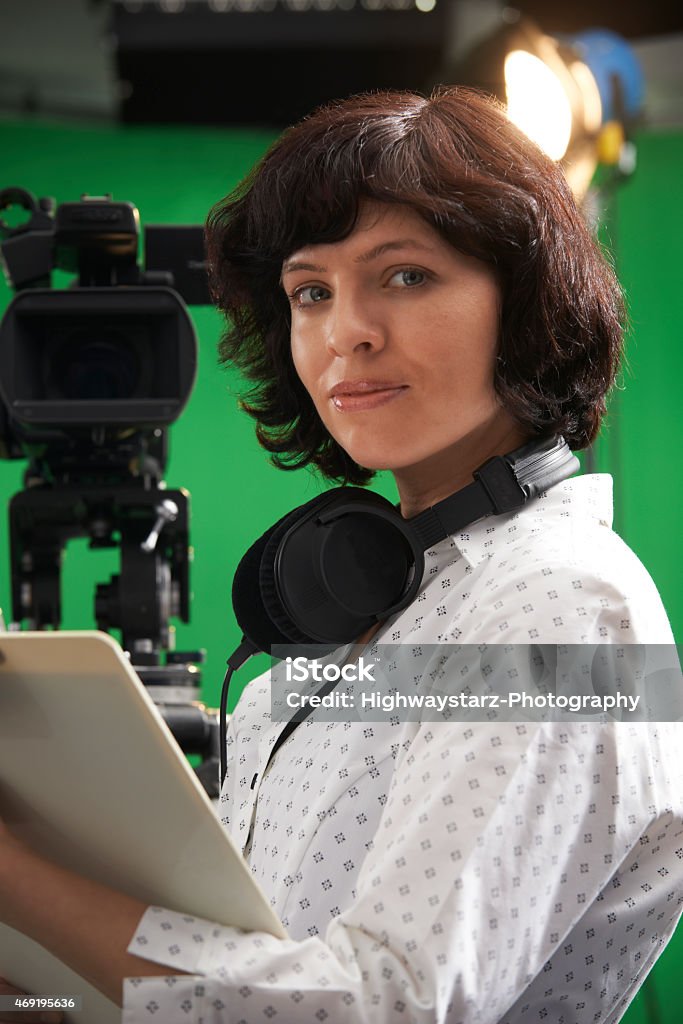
[207,87,624,486]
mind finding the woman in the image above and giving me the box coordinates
[1,87,680,1024]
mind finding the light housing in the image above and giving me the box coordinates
[454,16,644,197]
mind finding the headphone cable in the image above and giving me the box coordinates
[219,637,257,789]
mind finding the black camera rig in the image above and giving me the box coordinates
[0,187,221,796]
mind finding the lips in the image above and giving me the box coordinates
[328,379,408,412]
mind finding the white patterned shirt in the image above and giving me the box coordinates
[125,475,682,1024]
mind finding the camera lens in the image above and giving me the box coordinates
[0,286,196,427]
[52,330,141,401]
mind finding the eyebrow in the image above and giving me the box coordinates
[281,238,436,279]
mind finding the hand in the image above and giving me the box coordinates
[0,978,63,1024]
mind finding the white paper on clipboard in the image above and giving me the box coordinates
[0,631,286,1024]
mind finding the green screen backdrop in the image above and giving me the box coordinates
[0,118,681,1022]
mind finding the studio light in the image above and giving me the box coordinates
[454,16,644,197]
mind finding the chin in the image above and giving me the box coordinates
[331,429,436,475]
[347,448,421,474]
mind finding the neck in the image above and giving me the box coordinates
[394,417,529,519]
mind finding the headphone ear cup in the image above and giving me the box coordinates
[232,490,346,654]
[231,513,298,653]
[258,490,344,647]
[233,486,421,654]
[271,488,422,645]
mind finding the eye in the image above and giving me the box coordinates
[290,284,331,308]
[388,268,427,288]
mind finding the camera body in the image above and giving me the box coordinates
[0,188,202,464]
[0,189,220,794]
[0,188,205,652]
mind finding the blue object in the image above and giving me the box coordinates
[566,29,644,123]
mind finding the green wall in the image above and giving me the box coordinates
[593,132,683,649]
[591,131,683,1024]
[0,119,680,1021]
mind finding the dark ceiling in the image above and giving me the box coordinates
[511,0,682,39]
[113,0,682,128]
[5,1,676,126]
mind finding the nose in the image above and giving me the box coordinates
[325,288,386,358]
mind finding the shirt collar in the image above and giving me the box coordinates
[424,473,614,573]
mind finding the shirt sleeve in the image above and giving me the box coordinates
[454,554,675,645]
[123,717,673,1024]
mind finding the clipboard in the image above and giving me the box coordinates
[0,631,285,1024]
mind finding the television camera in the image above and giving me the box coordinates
[0,187,221,796]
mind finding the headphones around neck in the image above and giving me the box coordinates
[230,435,579,663]
[219,434,579,786]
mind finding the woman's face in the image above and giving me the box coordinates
[283,201,520,498]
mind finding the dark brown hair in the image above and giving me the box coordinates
[206,87,624,485]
